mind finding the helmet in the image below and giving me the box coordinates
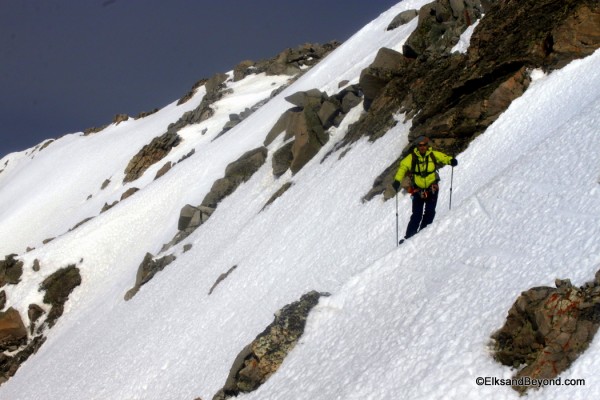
[414,136,430,146]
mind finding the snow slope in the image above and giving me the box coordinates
[0,1,599,399]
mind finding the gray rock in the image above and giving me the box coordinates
[0,308,27,352]
[387,9,418,30]
[125,253,176,301]
[271,142,294,177]
[213,291,328,399]
[39,265,81,328]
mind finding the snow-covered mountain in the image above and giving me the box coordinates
[0,1,599,399]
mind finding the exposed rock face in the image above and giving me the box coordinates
[122,132,181,183]
[112,114,129,124]
[403,0,484,58]
[266,85,362,176]
[492,273,600,393]
[0,255,23,288]
[271,142,294,178]
[164,147,269,252]
[169,73,230,135]
[353,0,600,201]
[213,291,328,400]
[0,308,27,352]
[386,9,418,30]
[39,265,82,328]
[233,42,340,82]
[201,147,268,209]
[0,335,46,385]
[124,253,176,301]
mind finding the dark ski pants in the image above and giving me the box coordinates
[405,189,438,239]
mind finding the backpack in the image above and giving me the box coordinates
[401,150,441,192]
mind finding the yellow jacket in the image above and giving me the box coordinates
[394,147,453,189]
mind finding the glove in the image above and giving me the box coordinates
[392,180,401,192]
[450,158,458,167]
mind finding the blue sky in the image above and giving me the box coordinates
[0,0,398,158]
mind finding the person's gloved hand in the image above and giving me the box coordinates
[450,158,458,167]
[392,180,401,192]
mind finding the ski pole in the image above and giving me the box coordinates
[449,160,455,210]
[395,191,399,246]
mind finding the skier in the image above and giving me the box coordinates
[392,136,457,244]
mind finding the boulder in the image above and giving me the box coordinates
[350,0,600,201]
[317,99,342,129]
[271,142,294,178]
[177,204,214,232]
[284,89,326,109]
[359,47,407,106]
[493,272,600,393]
[0,255,23,288]
[0,308,27,352]
[290,109,328,174]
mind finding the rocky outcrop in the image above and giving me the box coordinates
[0,335,46,385]
[233,42,340,82]
[0,255,23,288]
[212,291,328,400]
[112,114,129,124]
[0,261,78,386]
[39,265,82,329]
[124,253,176,301]
[177,204,214,233]
[351,0,600,201]
[202,147,268,209]
[402,0,485,58]
[122,132,181,183]
[492,272,600,393]
[386,9,418,30]
[266,85,362,176]
[0,308,27,352]
[134,108,159,119]
[168,73,230,135]
[164,147,268,252]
